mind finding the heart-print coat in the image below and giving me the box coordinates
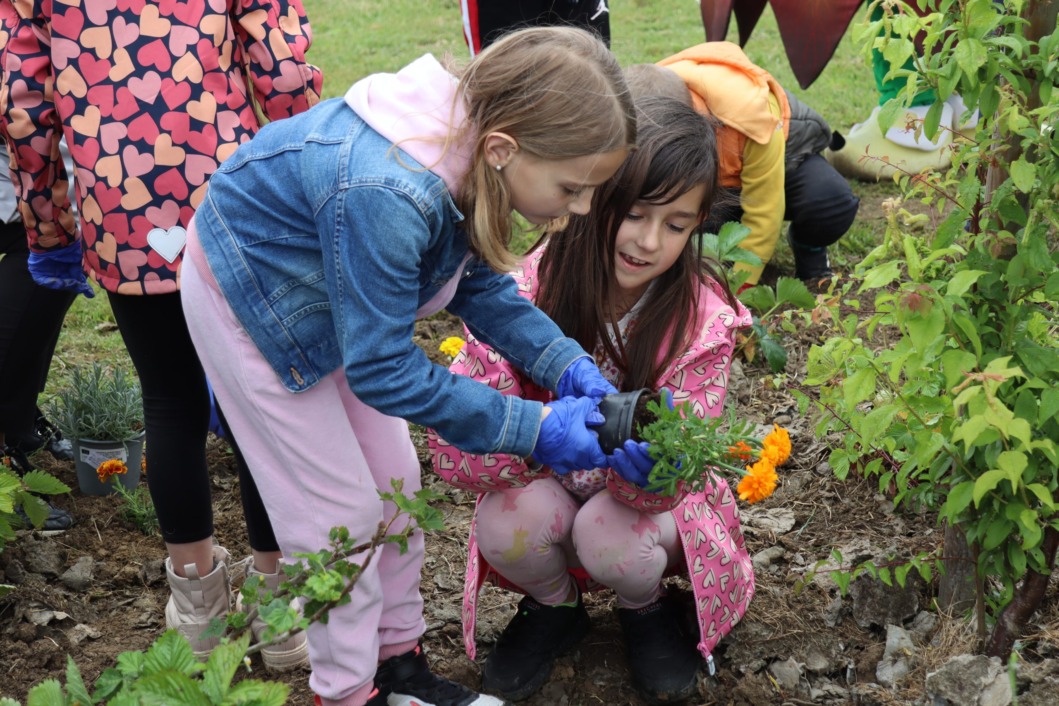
[0,0,322,294]
[429,248,756,661]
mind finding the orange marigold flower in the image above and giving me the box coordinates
[727,441,754,462]
[760,425,791,466]
[737,458,778,504]
[97,459,128,484]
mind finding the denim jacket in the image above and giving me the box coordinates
[194,98,586,457]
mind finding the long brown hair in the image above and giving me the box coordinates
[534,96,738,391]
[453,26,636,272]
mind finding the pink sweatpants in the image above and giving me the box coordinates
[475,477,681,609]
[181,248,424,705]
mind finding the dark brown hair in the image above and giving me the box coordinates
[534,96,738,390]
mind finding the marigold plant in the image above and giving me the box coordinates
[640,400,790,501]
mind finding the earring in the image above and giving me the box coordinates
[495,164,502,171]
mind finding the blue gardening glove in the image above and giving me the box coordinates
[27,242,94,298]
[206,379,227,439]
[531,396,607,474]
[606,439,657,488]
[556,357,618,402]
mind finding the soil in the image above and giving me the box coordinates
[3,195,1058,705]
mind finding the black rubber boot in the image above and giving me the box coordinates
[617,596,701,704]
[482,593,590,701]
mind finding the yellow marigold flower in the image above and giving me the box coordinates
[737,458,778,504]
[760,425,791,466]
[439,336,466,359]
[97,459,128,484]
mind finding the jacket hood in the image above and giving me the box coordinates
[344,55,473,196]
[659,42,789,145]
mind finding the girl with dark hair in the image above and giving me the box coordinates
[432,96,755,705]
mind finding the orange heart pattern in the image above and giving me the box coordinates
[0,0,322,294]
[426,248,756,660]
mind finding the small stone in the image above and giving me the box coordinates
[60,556,95,592]
[883,624,916,660]
[752,546,785,571]
[773,414,793,426]
[67,623,102,645]
[911,610,938,636]
[767,657,803,692]
[876,656,910,688]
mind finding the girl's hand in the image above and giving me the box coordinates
[531,397,606,474]
[556,357,617,402]
[606,440,656,488]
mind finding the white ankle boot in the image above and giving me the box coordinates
[236,563,309,672]
[164,546,232,657]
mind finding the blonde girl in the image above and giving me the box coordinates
[181,27,635,706]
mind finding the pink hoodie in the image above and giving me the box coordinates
[344,55,474,197]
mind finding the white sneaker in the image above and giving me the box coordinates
[235,562,309,672]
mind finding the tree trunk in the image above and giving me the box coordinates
[938,522,977,614]
[985,524,1059,659]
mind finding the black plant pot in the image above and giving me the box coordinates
[595,389,649,454]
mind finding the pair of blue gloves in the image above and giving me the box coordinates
[530,357,662,488]
[28,241,94,298]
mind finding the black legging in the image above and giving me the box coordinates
[107,290,278,550]
[0,221,75,441]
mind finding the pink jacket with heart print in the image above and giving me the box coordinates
[0,0,322,294]
[429,248,756,661]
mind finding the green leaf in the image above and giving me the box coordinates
[997,451,1028,486]
[924,101,945,143]
[738,286,775,313]
[143,630,198,676]
[64,657,92,706]
[91,668,126,702]
[775,277,817,310]
[984,518,1012,551]
[946,270,986,298]
[940,349,978,391]
[758,333,788,373]
[954,38,988,76]
[843,366,878,410]
[1017,521,1042,554]
[225,680,290,706]
[201,634,251,704]
[877,100,904,134]
[0,472,19,514]
[973,469,1008,506]
[1026,484,1056,511]
[905,305,946,353]
[1041,389,1059,426]
[18,495,49,529]
[21,471,71,496]
[943,481,976,517]
[1009,157,1037,192]
[136,672,212,706]
[859,260,903,291]
[1008,543,1027,579]
[25,680,64,706]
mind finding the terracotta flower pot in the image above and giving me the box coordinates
[73,432,145,496]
